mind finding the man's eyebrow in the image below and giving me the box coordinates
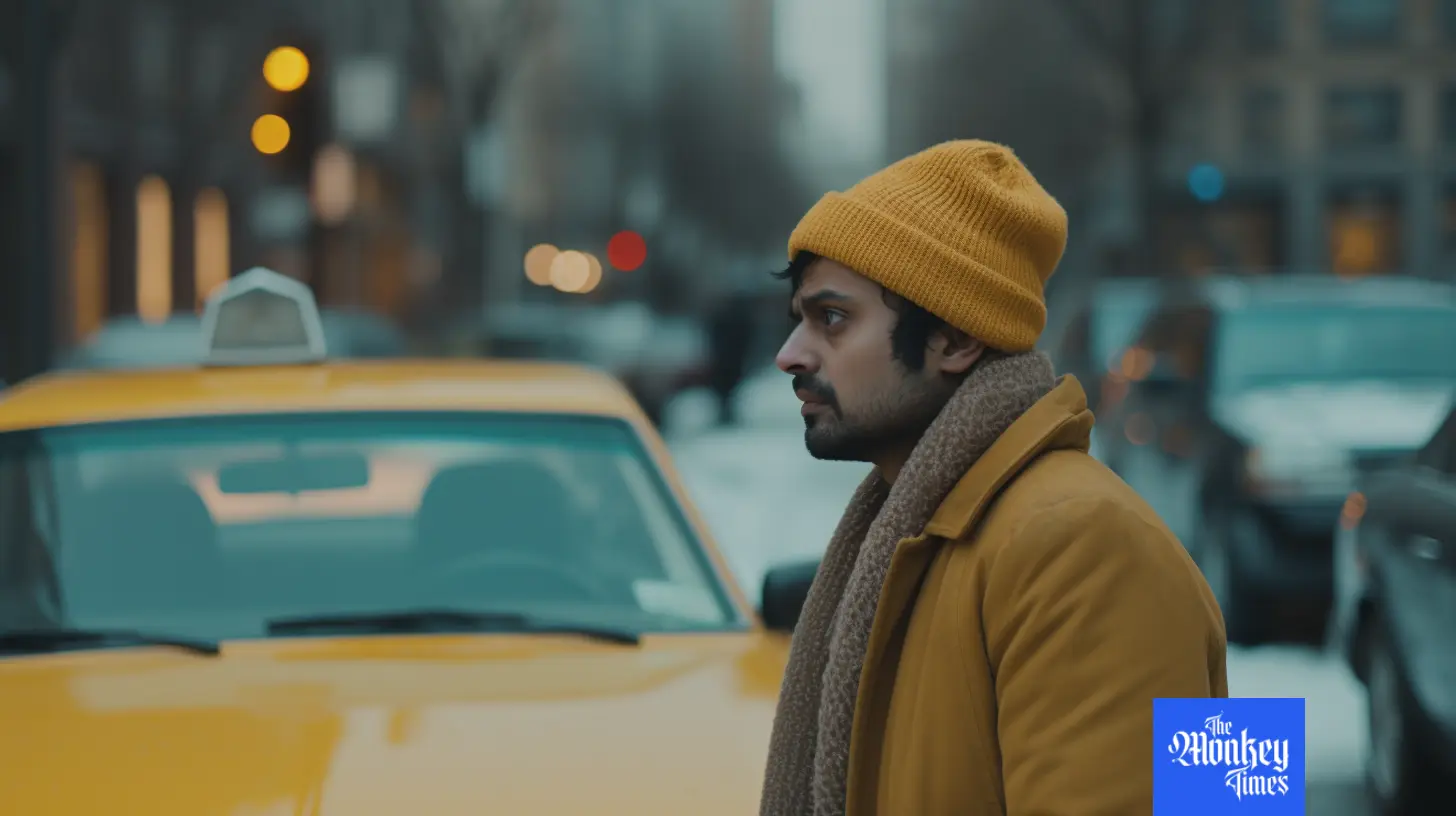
[788,289,853,320]
[801,289,852,306]
[792,288,856,310]
[786,289,850,322]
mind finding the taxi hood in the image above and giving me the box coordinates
[0,633,790,816]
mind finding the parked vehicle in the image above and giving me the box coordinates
[1109,275,1456,644]
[1055,278,1163,410]
[1055,277,1167,467]
[57,315,207,370]
[58,308,408,371]
[1336,400,1456,813]
[451,302,710,427]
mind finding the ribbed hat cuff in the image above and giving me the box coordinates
[787,193,1047,352]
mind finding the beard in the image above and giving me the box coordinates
[802,373,956,463]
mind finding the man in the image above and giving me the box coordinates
[758,140,1228,816]
[706,291,756,426]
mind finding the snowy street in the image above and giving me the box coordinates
[664,371,1377,813]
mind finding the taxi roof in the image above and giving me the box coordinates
[0,359,645,433]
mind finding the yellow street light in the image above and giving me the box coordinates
[549,250,591,292]
[523,244,559,285]
[251,114,291,154]
[263,46,310,92]
[578,253,603,293]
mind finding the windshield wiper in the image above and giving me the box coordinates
[265,608,641,646]
[0,628,221,657]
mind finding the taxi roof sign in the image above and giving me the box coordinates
[200,267,328,366]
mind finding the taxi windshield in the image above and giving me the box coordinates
[0,412,742,641]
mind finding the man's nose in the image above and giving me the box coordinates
[775,326,817,375]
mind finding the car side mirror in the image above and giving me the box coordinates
[760,558,819,633]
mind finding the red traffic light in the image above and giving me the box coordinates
[607,230,647,272]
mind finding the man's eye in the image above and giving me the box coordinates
[822,310,846,326]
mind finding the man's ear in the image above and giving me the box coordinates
[930,328,985,375]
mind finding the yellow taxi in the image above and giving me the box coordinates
[0,268,812,815]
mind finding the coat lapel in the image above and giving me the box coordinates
[925,375,1094,540]
[844,530,940,814]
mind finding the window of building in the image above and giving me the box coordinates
[1155,190,1287,275]
[1324,86,1403,149]
[1241,0,1286,51]
[1167,96,1214,153]
[1441,86,1456,146]
[69,162,109,342]
[1326,182,1403,276]
[1241,86,1286,152]
[1323,0,1403,46]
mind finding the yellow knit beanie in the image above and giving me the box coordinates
[787,139,1068,353]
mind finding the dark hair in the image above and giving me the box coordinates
[772,251,949,371]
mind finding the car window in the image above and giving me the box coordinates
[0,412,741,639]
[0,460,62,627]
[1212,304,1456,394]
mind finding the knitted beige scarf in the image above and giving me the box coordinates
[759,350,1058,816]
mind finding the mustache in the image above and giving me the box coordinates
[791,375,838,408]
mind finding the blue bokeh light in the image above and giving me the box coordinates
[1187,163,1225,203]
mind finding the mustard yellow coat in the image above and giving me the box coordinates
[846,377,1229,815]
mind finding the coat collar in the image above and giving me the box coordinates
[923,374,1094,540]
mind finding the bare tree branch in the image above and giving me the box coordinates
[424,0,551,127]
[1042,0,1220,103]
[1136,0,1220,105]
[1040,0,1127,73]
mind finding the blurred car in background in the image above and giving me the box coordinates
[449,302,710,427]
[1334,401,1456,812]
[449,302,585,361]
[584,303,711,427]
[1091,276,1240,478]
[58,307,409,371]
[1054,277,1165,464]
[1108,275,1456,644]
[314,308,415,358]
[58,315,207,370]
[1055,277,1163,410]
[0,268,804,814]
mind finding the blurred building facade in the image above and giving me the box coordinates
[1,0,526,382]
[886,0,1456,286]
[478,0,801,320]
[0,0,66,384]
[1138,0,1456,278]
[1,0,810,384]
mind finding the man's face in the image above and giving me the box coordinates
[774,257,980,463]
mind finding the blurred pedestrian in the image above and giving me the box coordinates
[758,140,1227,816]
[706,292,755,426]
